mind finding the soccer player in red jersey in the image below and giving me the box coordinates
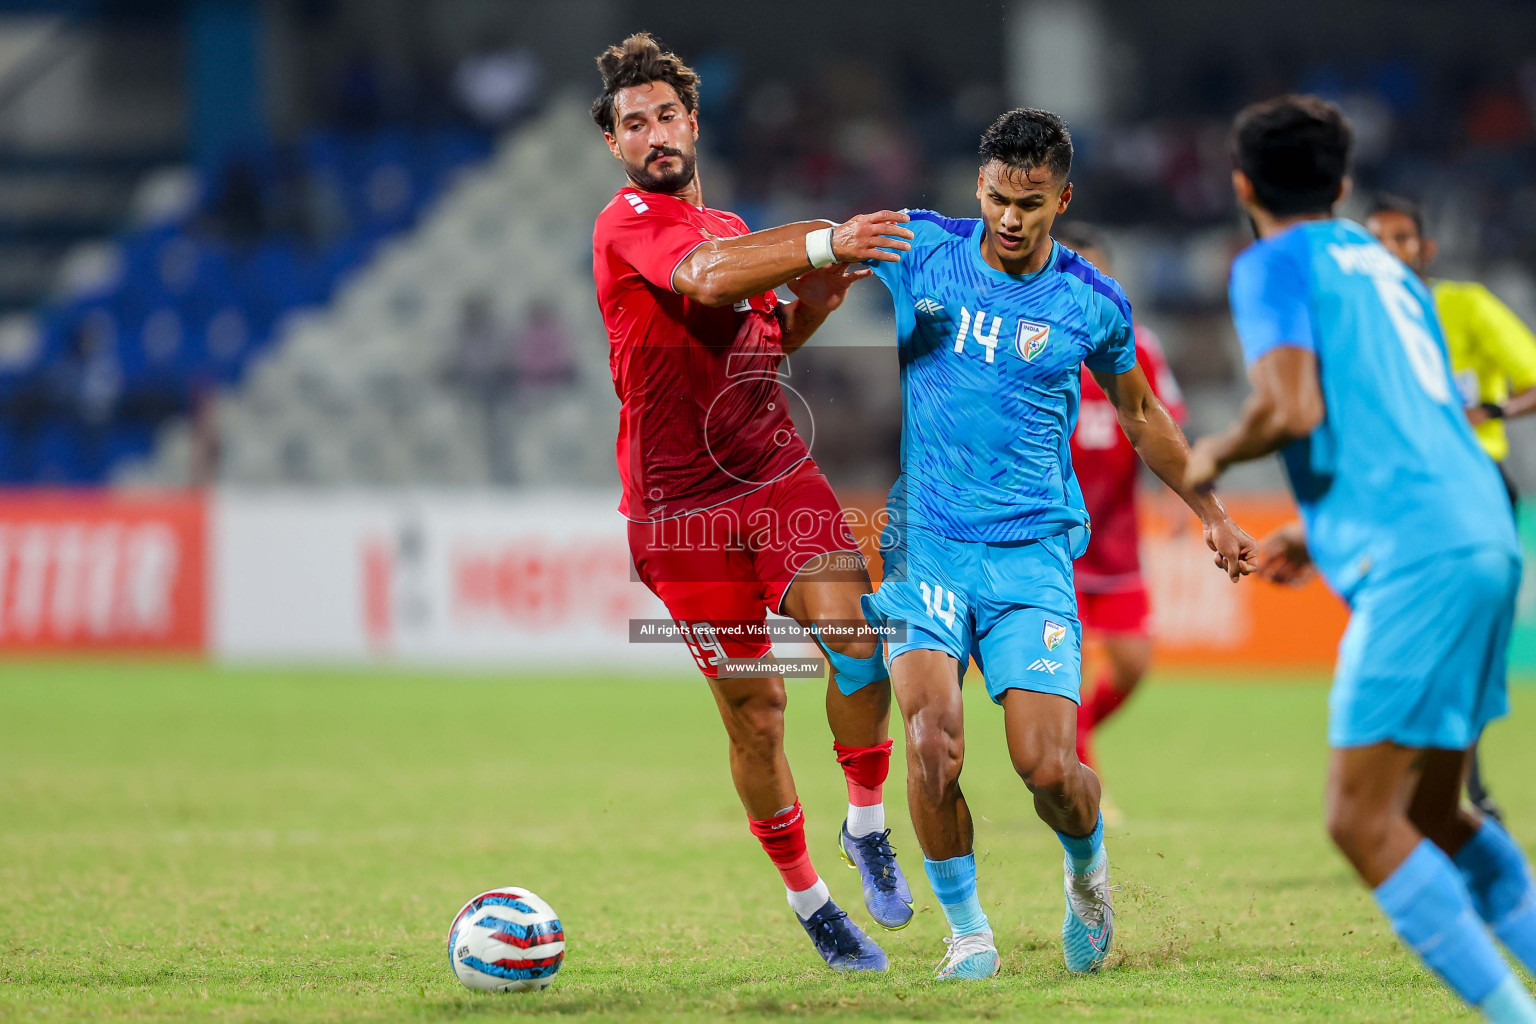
[589,34,915,971]
[1054,225,1186,773]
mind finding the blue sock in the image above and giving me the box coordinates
[1375,839,1518,1013]
[924,854,989,937]
[1455,817,1536,976]
[1057,813,1104,874]
[1481,977,1536,1024]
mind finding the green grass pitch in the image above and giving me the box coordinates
[2,661,1532,1022]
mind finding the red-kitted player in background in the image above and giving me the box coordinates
[1056,224,1186,774]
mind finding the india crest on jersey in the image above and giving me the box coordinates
[1042,620,1067,651]
[1016,318,1052,361]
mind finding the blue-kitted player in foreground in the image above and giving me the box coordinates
[863,108,1258,979]
[1187,94,1536,1023]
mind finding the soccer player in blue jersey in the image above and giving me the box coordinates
[861,108,1258,979]
[1186,94,1536,1022]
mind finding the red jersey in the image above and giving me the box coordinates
[1071,325,1185,592]
[592,186,810,521]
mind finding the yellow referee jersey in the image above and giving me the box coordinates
[1433,279,1536,462]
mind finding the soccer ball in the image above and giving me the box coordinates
[447,887,565,992]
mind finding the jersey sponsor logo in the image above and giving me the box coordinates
[623,191,650,214]
[914,297,945,317]
[1016,318,1052,362]
[1042,620,1067,650]
[1027,658,1062,674]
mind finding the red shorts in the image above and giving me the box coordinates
[1075,585,1150,636]
[628,459,859,677]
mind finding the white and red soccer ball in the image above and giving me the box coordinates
[447,887,565,992]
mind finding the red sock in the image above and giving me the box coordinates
[1076,720,1096,770]
[1081,674,1131,731]
[833,738,893,806]
[747,801,819,891]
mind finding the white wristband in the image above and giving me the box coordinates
[805,226,837,268]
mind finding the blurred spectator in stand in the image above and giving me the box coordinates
[1465,76,1534,148]
[335,50,385,130]
[203,159,268,244]
[446,292,518,483]
[46,313,123,474]
[52,312,122,429]
[512,299,576,396]
[189,389,219,486]
[452,37,541,130]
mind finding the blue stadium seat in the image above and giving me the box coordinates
[103,423,155,469]
[11,122,495,483]
[0,424,21,483]
[30,420,87,483]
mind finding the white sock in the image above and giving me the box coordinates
[786,877,831,920]
[846,802,885,837]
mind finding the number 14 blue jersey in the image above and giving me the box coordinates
[871,212,1138,547]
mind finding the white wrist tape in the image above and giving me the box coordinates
[805,226,837,268]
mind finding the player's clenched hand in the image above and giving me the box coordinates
[788,263,873,314]
[1254,520,1315,586]
[832,211,914,263]
[1203,515,1259,583]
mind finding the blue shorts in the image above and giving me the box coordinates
[1330,545,1519,749]
[863,523,1081,705]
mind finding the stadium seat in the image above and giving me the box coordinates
[123,101,643,487]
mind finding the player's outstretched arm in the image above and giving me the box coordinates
[1092,363,1258,581]
[1183,346,1324,488]
[672,212,913,308]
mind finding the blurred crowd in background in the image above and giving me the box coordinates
[0,0,1533,492]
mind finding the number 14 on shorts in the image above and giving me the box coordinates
[918,581,959,629]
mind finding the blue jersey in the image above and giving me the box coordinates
[871,212,1138,545]
[1229,218,1518,598]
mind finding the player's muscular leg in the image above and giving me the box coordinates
[781,556,890,747]
[890,648,972,859]
[1324,743,1427,886]
[1407,747,1481,857]
[1002,690,1100,837]
[707,674,798,820]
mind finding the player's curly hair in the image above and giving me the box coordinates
[590,33,700,135]
[1232,94,1353,217]
[978,108,1073,181]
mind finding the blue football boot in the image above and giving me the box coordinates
[934,929,1001,980]
[799,898,889,972]
[838,823,915,930]
[1061,847,1117,973]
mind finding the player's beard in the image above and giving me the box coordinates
[627,145,697,194]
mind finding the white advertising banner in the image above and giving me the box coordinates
[212,491,676,665]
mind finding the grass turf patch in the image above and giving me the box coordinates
[2,661,1530,1021]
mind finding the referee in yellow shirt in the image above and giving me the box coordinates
[1368,194,1536,820]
